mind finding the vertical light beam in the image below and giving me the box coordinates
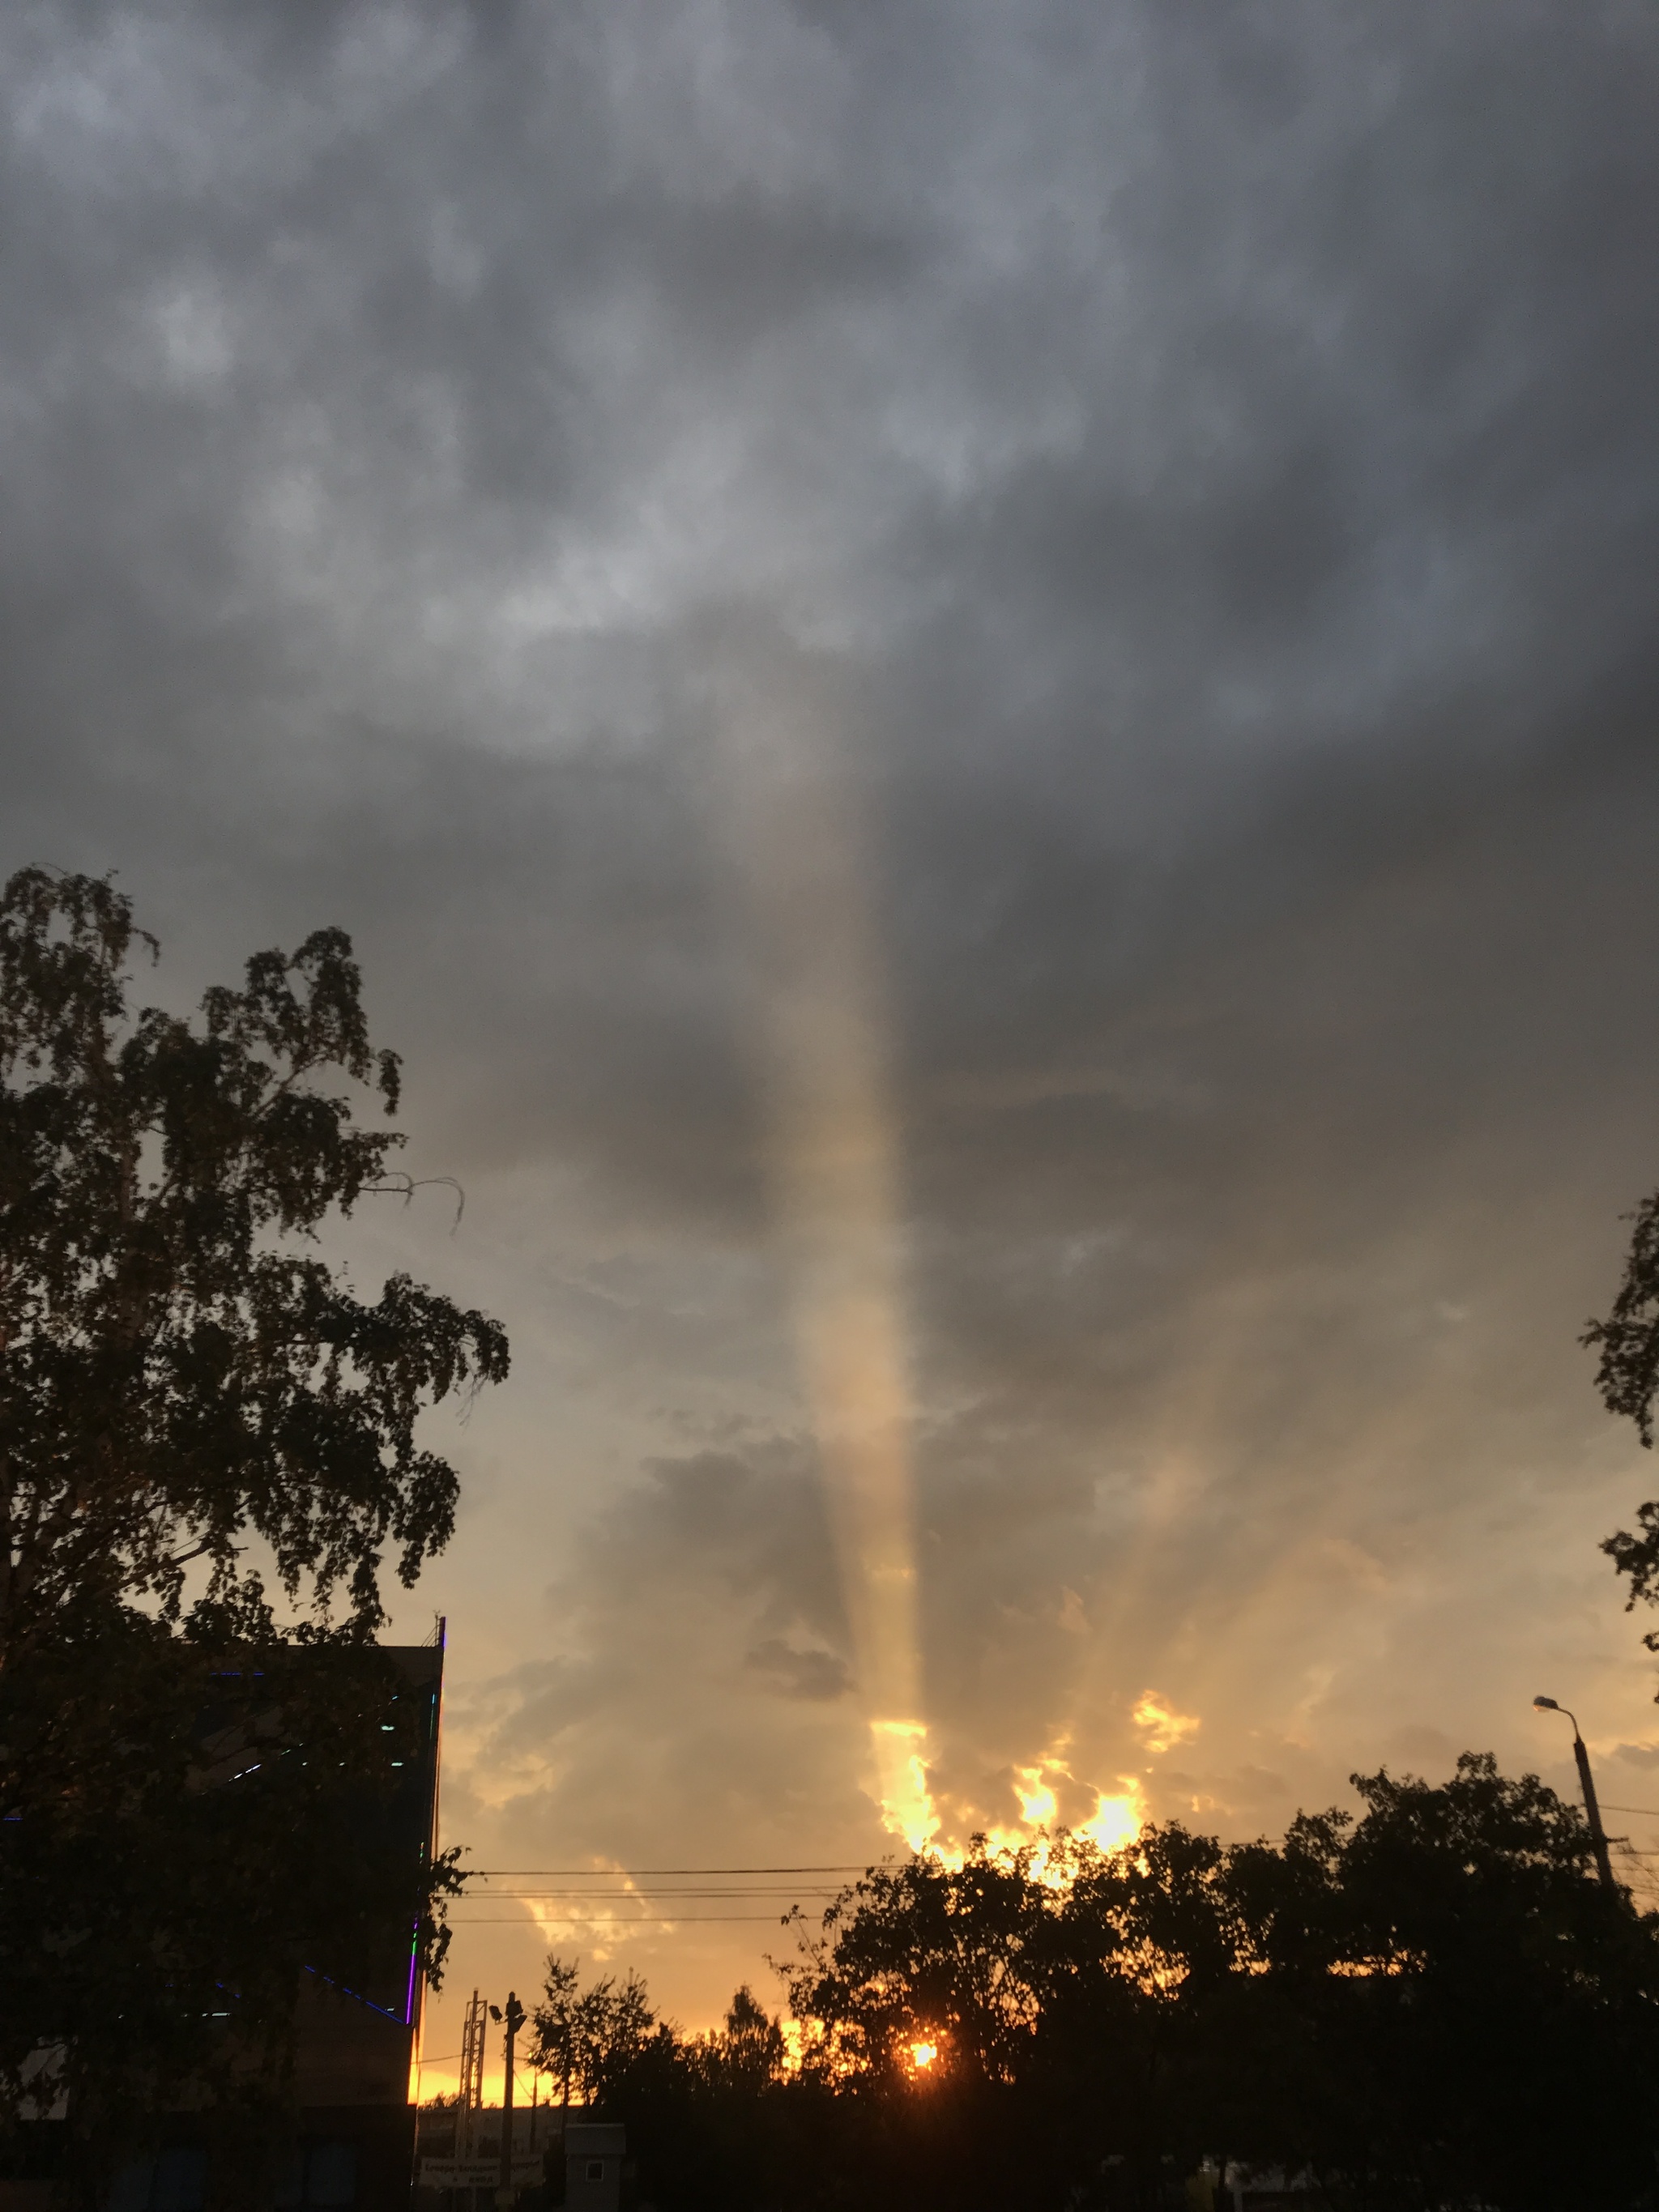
[710,629,935,1851]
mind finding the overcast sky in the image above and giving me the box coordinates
[7,0,1659,2078]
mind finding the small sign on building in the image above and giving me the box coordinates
[416,2152,546,2191]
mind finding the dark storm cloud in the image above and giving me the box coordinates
[4,0,1659,2027]
[746,1639,853,1703]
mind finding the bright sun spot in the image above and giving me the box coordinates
[1079,1784,1144,1852]
[910,2041,938,2071]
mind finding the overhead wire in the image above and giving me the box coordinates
[447,1915,811,1925]
[463,1884,844,1893]
[467,1865,870,1877]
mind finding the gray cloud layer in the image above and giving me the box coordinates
[5,0,1659,2048]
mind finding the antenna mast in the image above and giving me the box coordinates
[458,1987,488,2144]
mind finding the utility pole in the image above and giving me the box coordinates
[1534,1696,1617,1892]
[490,1990,527,2208]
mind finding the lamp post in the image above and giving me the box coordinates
[489,1991,527,2207]
[1533,1696,1616,1892]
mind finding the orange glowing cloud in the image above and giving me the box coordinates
[1132,1690,1200,1755]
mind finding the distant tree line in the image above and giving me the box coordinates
[546,1754,1659,2212]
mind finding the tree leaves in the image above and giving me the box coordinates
[1585,1191,1659,1451]
[0,866,508,1649]
[531,1959,658,2108]
[1584,1190,1659,1616]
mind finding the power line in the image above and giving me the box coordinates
[448,1915,808,1925]
[1601,1805,1659,1818]
[460,1889,842,1900]
[469,1865,869,1877]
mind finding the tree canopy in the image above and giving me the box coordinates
[532,1959,659,2111]
[0,865,507,1652]
[1581,1188,1659,1690]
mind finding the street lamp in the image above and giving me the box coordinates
[488,1992,527,2208]
[1533,1696,1616,1892]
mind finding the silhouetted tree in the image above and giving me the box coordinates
[531,1958,657,2110]
[779,1841,1047,2086]
[0,866,506,1653]
[1587,1194,1659,1642]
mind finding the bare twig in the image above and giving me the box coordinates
[365,1174,466,1234]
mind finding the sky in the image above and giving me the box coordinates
[6,0,1659,2091]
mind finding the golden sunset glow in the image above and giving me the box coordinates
[872,1716,939,1853]
[1013,1761,1059,1827]
[909,2040,938,2072]
[1132,1690,1201,1755]
[975,1739,1147,1873]
[1078,1783,1146,1855]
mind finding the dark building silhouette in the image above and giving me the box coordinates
[100,1633,448,2212]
